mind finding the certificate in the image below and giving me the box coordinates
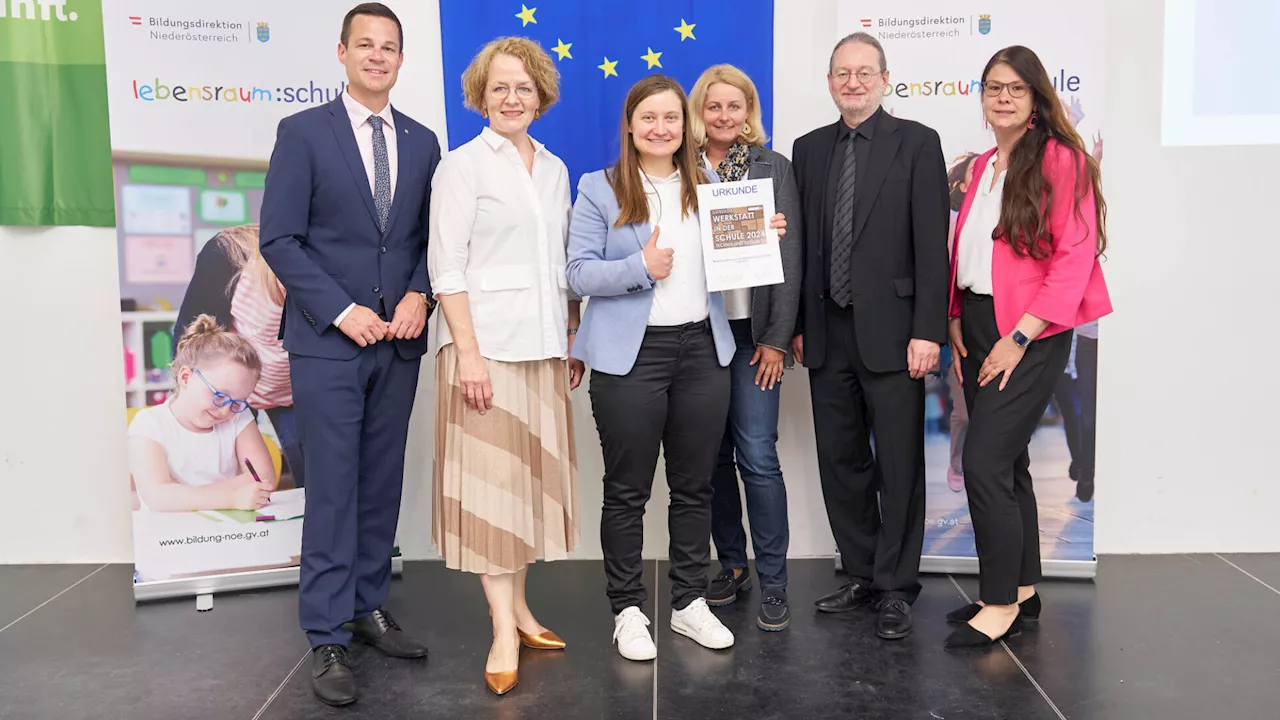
[696,178,784,292]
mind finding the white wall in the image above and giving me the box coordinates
[1091,0,1280,553]
[3,0,1278,564]
[0,227,135,562]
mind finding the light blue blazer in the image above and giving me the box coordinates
[566,169,735,376]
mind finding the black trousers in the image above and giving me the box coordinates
[810,301,926,603]
[589,321,730,613]
[959,291,1072,605]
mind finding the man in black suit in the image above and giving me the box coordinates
[791,32,949,640]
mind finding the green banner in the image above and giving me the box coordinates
[0,1,115,226]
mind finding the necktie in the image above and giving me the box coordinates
[829,131,856,308]
[368,115,391,232]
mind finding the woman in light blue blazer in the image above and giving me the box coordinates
[566,74,786,662]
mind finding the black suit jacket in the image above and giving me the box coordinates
[792,110,949,372]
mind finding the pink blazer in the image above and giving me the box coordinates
[948,139,1112,338]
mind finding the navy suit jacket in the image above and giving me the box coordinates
[260,96,441,361]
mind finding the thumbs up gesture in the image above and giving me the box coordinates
[642,226,674,280]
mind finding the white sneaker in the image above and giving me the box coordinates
[613,606,657,661]
[670,597,735,649]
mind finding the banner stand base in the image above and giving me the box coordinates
[835,554,1096,580]
[133,558,405,604]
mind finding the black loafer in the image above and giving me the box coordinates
[707,567,752,607]
[814,580,877,613]
[757,587,790,631]
[876,598,913,640]
[345,608,428,659]
[312,644,357,707]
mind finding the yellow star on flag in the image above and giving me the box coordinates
[641,47,663,69]
[598,57,618,78]
[674,19,696,41]
[552,38,572,60]
[515,4,537,26]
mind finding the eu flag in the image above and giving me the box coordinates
[440,1,775,194]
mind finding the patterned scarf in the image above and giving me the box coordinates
[704,142,751,183]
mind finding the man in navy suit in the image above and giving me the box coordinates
[259,2,440,707]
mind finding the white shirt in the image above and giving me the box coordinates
[723,288,751,321]
[956,153,1005,296]
[645,170,710,326]
[333,89,400,327]
[428,127,573,362]
[128,398,255,511]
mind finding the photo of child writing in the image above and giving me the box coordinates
[128,314,278,512]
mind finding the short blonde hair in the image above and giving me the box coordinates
[461,37,560,117]
[688,64,768,148]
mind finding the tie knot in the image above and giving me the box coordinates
[368,115,383,130]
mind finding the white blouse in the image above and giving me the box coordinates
[643,170,710,326]
[956,153,1005,296]
[428,127,573,362]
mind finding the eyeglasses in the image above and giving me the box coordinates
[831,69,882,85]
[489,85,536,99]
[192,368,251,414]
[983,81,1029,98]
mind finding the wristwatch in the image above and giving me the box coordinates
[419,292,431,308]
[1011,329,1029,348]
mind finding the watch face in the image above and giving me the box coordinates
[1013,330,1028,346]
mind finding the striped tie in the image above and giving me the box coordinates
[829,132,856,308]
[369,115,390,232]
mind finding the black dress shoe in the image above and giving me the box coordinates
[813,580,877,613]
[344,608,428,659]
[946,593,1041,625]
[312,644,357,707]
[876,598,913,640]
[1076,475,1095,502]
[944,615,1024,648]
[707,567,752,607]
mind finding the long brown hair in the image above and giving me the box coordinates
[982,46,1107,259]
[609,75,707,227]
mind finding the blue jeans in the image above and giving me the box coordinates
[710,319,790,588]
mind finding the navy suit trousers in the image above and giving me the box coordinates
[291,340,420,648]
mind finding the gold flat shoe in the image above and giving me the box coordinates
[518,628,566,650]
[485,669,518,695]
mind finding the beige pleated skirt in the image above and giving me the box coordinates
[432,344,580,575]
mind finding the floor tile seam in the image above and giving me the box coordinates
[0,564,108,636]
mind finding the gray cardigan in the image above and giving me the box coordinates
[740,144,803,367]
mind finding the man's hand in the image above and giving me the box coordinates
[907,339,940,380]
[791,334,804,365]
[386,293,429,340]
[338,306,390,348]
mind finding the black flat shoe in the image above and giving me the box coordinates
[757,587,791,632]
[944,615,1024,648]
[345,608,428,659]
[946,592,1041,625]
[814,580,877,613]
[707,567,752,607]
[311,644,357,707]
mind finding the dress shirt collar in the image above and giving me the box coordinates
[342,88,395,132]
[840,105,881,142]
[480,125,547,156]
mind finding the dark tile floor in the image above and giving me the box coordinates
[1,555,1277,720]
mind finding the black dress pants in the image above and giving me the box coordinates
[809,301,926,603]
[959,291,1072,605]
[589,321,730,614]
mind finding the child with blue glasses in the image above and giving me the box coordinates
[128,314,277,512]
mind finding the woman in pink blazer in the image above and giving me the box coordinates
[943,45,1112,647]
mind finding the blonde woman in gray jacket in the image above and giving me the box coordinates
[690,64,802,632]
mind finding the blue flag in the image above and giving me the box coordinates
[440,1,774,194]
